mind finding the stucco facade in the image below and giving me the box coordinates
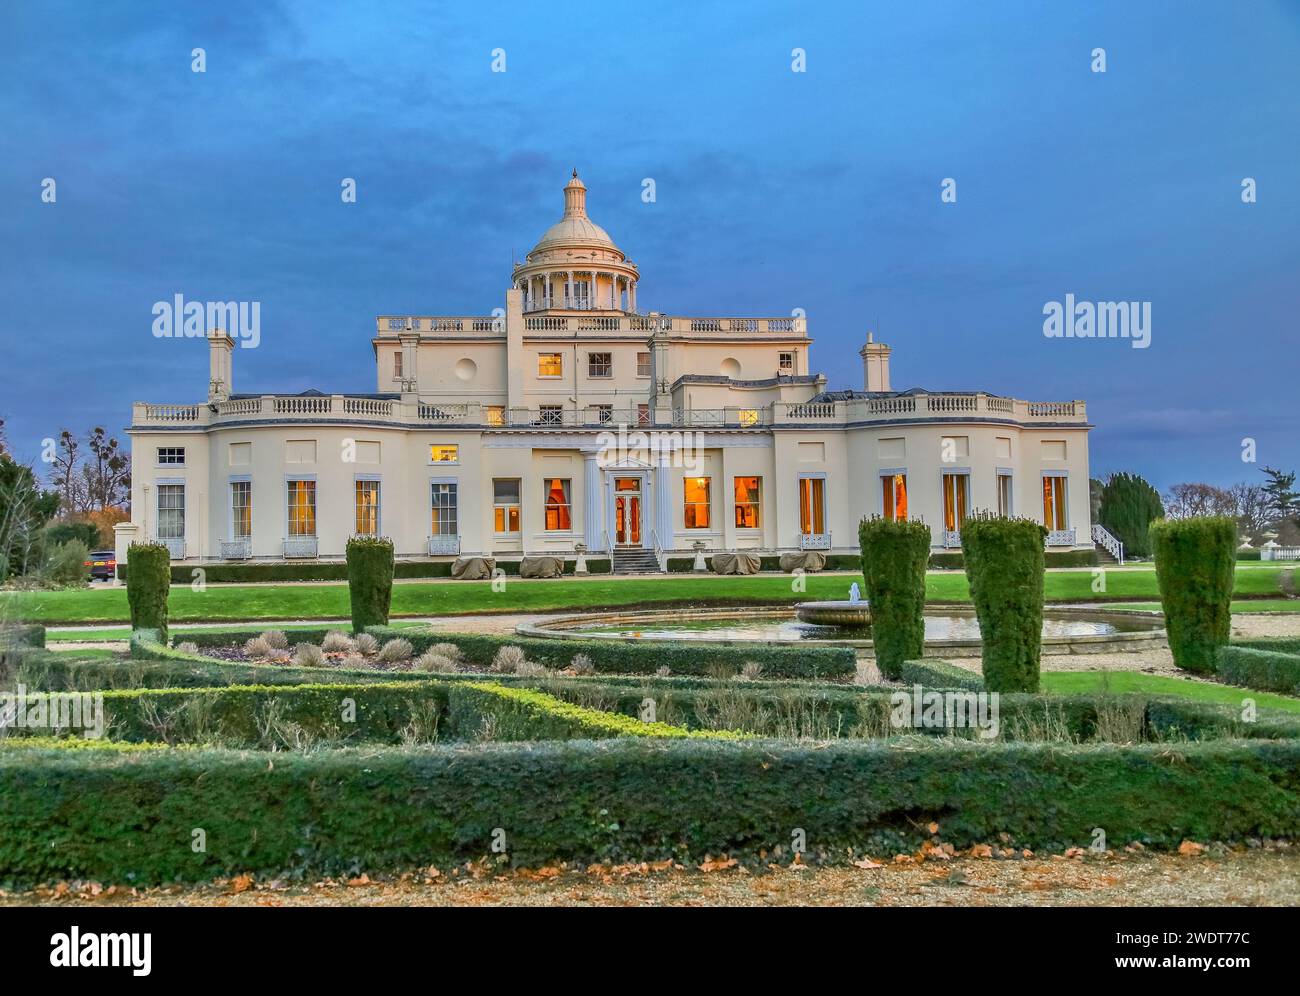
[119,172,1095,571]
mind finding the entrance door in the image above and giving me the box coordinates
[614,477,642,546]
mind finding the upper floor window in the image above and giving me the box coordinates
[779,352,794,373]
[636,352,652,377]
[538,353,563,377]
[588,352,612,378]
[485,405,505,427]
[539,405,564,426]
[544,478,572,530]
[393,352,403,379]
[637,404,650,427]
[738,409,760,427]
[798,476,825,535]
[157,446,185,466]
[430,445,459,464]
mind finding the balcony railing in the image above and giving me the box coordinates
[375,314,807,336]
[428,534,461,556]
[134,392,1087,430]
[283,536,319,558]
[942,530,962,549]
[158,537,186,560]
[220,538,251,560]
[799,532,832,551]
[1046,528,1077,547]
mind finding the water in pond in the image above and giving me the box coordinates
[574,613,1158,643]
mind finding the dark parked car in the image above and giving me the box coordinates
[85,551,116,581]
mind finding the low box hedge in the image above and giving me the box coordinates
[364,625,857,679]
[899,658,985,691]
[0,624,45,649]
[1,736,1296,886]
[121,559,614,584]
[1216,645,1300,696]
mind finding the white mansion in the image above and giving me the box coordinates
[117,172,1099,572]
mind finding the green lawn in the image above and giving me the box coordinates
[1041,670,1300,714]
[4,564,1292,626]
[1107,600,1300,614]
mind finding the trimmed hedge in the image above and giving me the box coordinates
[1234,637,1300,656]
[899,658,984,691]
[1216,646,1300,696]
[364,625,857,679]
[928,550,1096,570]
[2,737,1297,886]
[0,624,45,649]
[1151,516,1237,674]
[126,543,171,642]
[961,516,1047,693]
[446,682,743,741]
[346,536,395,632]
[859,517,931,679]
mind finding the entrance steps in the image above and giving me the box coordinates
[611,548,662,575]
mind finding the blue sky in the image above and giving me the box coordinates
[1,0,1296,490]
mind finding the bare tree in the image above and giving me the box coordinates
[1228,482,1271,541]
[1163,482,1236,520]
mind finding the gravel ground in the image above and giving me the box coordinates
[5,847,1296,907]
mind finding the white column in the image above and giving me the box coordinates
[630,282,637,312]
[583,452,603,551]
[654,446,673,552]
[565,272,572,308]
[589,272,596,309]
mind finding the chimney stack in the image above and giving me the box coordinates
[207,329,235,402]
[860,332,891,392]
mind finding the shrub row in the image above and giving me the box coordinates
[445,682,742,741]
[0,625,45,649]
[898,658,985,691]
[1215,646,1300,696]
[1,737,1296,886]
[364,625,857,679]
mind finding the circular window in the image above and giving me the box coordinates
[455,358,477,382]
[720,357,741,379]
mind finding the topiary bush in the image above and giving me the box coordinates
[961,515,1047,693]
[346,536,395,633]
[1097,472,1164,559]
[858,516,932,680]
[1150,516,1236,674]
[126,542,171,643]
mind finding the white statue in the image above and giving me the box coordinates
[849,582,861,603]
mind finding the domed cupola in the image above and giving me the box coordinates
[512,170,640,313]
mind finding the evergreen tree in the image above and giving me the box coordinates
[1260,466,1300,526]
[1097,472,1164,558]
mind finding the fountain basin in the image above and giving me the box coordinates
[794,601,872,627]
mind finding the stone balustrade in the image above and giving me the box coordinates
[134,391,1087,430]
[375,314,804,336]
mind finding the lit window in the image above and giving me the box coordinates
[942,472,970,531]
[157,447,185,466]
[494,479,521,533]
[431,482,458,536]
[738,409,759,427]
[588,352,612,378]
[156,484,185,539]
[636,352,652,377]
[798,477,825,535]
[734,477,761,528]
[1043,475,1068,531]
[287,480,316,537]
[231,481,252,538]
[779,352,794,372]
[485,406,505,427]
[997,474,1013,516]
[355,480,380,536]
[544,478,572,530]
[684,477,711,529]
[881,474,908,521]
[430,445,459,463]
[538,353,563,377]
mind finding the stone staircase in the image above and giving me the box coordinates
[611,548,662,575]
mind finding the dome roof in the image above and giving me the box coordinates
[526,171,624,258]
